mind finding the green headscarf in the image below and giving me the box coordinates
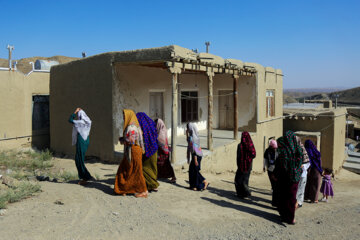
[276,131,303,183]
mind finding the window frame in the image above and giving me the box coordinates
[181,91,199,123]
[266,90,275,118]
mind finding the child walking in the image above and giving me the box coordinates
[320,168,334,202]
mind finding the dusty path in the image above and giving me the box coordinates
[0,158,359,240]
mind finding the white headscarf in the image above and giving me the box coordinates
[187,122,203,157]
[72,110,92,145]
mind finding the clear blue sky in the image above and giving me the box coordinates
[1,0,359,89]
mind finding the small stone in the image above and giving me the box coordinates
[54,200,64,205]
[317,220,322,224]
[112,212,119,216]
[0,209,6,216]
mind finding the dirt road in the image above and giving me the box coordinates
[0,158,359,240]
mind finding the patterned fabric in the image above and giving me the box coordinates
[123,109,144,162]
[156,119,169,154]
[136,112,158,158]
[305,140,323,174]
[276,131,303,183]
[237,132,256,172]
[296,136,310,163]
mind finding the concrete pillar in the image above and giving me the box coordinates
[233,74,239,140]
[207,70,214,151]
[169,66,181,163]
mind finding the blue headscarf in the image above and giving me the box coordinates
[136,112,158,158]
[304,140,323,174]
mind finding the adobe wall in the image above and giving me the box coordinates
[0,70,49,150]
[283,109,346,172]
[245,64,283,172]
[50,55,114,160]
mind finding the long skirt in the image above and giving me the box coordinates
[157,148,176,179]
[114,145,147,195]
[75,134,92,181]
[189,154,205,190]
[277,177,299,224]
[142,152,159,191]
[235,165,252,198]
[296,174,307,205]
[304,167,322,202]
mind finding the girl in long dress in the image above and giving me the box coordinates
[68,108,93,185]
[235,132,256,198]
[187,123,209,191]
[155,119,176,183]
[114,109,148,198]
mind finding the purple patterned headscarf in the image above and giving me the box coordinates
[304,140,323,174]
[136,112,158,158]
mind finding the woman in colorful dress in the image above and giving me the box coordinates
[155,119,176,183]
[235,132,256,198]
[274,130,303,224]
[68,107,93,185]
[187,122,209,191]
[136,112,160,192]
[114,109,148,198]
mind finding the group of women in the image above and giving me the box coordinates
[235,130,324,224]
[70,108,325,224]
[69,108,208,198]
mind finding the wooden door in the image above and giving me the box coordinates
[219,90,234,129]
[149,92,164,120]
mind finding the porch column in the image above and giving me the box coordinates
[207,70,215,151]
[233,73,239,140]
[169,66,181,163]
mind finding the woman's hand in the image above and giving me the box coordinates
[74,108,81,114]
[194,155,199,166]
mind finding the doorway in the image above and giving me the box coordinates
[32,95,50,149]
[149,92,164,120]
[219,90,234,129]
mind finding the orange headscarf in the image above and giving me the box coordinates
[122,109,144,161]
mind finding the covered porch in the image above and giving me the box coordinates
[171,129,256,172]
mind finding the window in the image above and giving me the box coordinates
[181,91,198,123]
[266,90,275,117]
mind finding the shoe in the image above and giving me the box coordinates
[320,198,328,203]
[298,204,302,208]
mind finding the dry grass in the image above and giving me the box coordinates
[0,150,53,171]
[0,182,41,209]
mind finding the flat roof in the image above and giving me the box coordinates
[284,106,347,117]
[57,45,282,75]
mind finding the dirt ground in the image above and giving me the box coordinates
[0,157,359,240]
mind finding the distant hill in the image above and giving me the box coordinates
[283,93,298,104]
[284,88,346,99]
[0,56,80,74]
[297,86,360,105]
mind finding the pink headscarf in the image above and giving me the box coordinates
[269,139,278,149]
